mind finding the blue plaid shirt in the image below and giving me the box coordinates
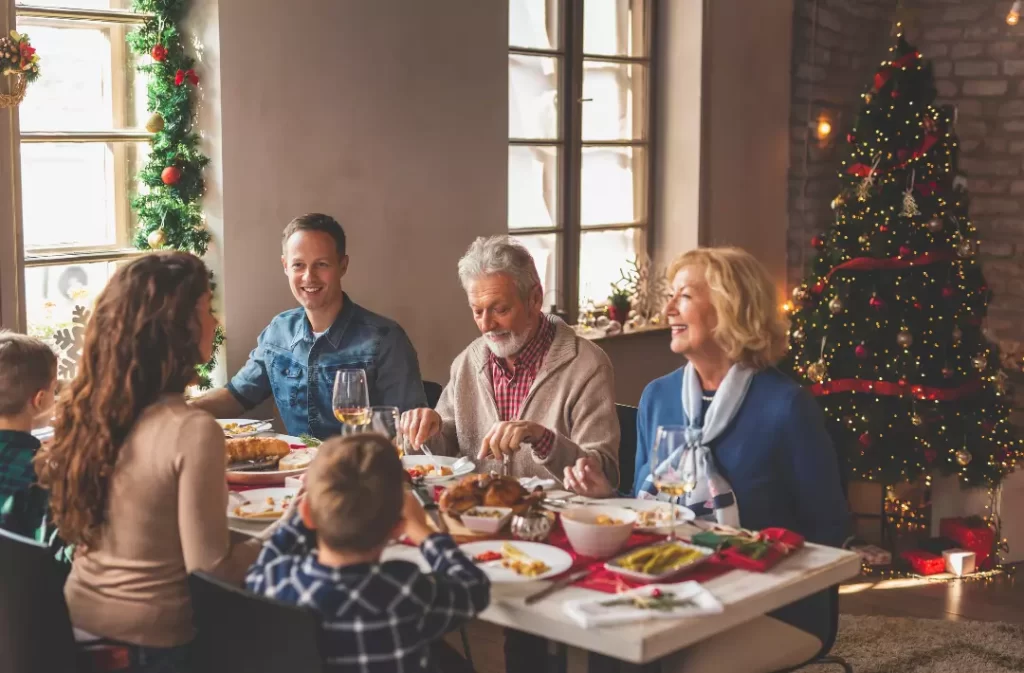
[246,515,490,673]
[227,293,428,439]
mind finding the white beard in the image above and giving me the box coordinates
[483,329,532,359]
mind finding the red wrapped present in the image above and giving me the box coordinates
[900,550,945,575]
[939,517,995,570]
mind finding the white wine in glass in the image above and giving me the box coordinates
[650,425,693,539]
[332,369,370,433]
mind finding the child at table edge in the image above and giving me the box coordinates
[245,433,490,672]
[0,331,68,563]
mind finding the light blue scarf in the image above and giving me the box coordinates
[640,363,752,527]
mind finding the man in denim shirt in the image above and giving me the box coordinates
[193,214,427,438]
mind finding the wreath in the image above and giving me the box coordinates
[0,31,40,109]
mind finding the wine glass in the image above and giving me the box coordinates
[649,425,695,539]
[367,405,402,453]
[332,369,370,435]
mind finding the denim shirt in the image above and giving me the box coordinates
[227,293,428,439]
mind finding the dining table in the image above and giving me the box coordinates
[229,488,862,673]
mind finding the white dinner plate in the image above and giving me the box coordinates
[458,540,573,583]
[402,455,475,483]
[596,498,695,533]
[217,418,272,438]
[227,487,298,522]
[225,434,317,485]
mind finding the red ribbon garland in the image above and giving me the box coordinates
[821,249,956,283]
[847,132,938,177]
[809,378,983,401]
[872,50,920,91]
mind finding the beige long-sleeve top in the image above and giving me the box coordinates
[64,395,260,648]
[432,315,621,488]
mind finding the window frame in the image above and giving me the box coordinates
[3,2,153,332]
[508,0,656,324]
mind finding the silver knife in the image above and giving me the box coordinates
[524,568,592,605]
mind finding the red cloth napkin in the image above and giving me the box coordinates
[715,528,805,573]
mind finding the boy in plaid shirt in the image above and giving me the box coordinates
[246,433,490,673]
[0,331,64,559]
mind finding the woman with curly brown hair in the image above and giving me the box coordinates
[37,251,260,672]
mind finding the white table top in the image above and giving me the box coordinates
[469,541,859,664]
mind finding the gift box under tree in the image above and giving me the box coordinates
[939,516,995,570]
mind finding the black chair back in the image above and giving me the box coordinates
[615,404,638,495]
[188,571,324,673]
[424,380,444,409]
[0,527,79,673]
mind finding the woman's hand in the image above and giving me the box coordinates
[400,408,442,448]
[562,455,615,498]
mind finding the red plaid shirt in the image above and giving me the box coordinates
[488,317,557,458]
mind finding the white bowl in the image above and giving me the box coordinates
[560,505,638,558]
[461,507,514,535]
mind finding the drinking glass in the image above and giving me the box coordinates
[649,425,695,539]
[367,405,402,453]
[332,369,370,434]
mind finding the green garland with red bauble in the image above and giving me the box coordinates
[127,0,222,387]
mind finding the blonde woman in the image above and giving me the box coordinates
[564,247,849,673]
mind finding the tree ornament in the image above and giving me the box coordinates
[859,432,873,447]
[942,366,955,379]
[901,183,920,218]
[855,343,870,359]
[846,132,856,144]
[896,328,913,348]
[174,68,200,87]
[812,281,825,295]
[792,286,810,305]
[151,44,167,62]
[927,216,944,233]
[792,327,805,344]
[147,228,166,248]
[831,195,844,210]
[952,326,963,343]
[811,235,824,250]
[879,224,889,233]
[145,112,164,133]
[973,355,987,371]
[911,413,924,426]
[955,449,972,466]
[829,296,844,315]
[957,238,975,258]
[869,295,886,311]
[898,377,907,387]
[891,87,901,99]
[807,360,828,383]
[899,245,912,258]
[161,166,182,185]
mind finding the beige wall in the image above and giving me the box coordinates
[212,0,507,386]
[700,0,794,302]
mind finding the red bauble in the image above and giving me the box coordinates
[812,282,825,295]
[924,449,938,464]
[859,432,873,447]
[869,296,886,310]
[891,88,901,99]
[811,235,824,250]
[151,44,167,62]
[161,166,182,185]
[899,245,913,258]
[879,224,889,233]
[913,301,923,310]
[855,344,870,359]
[898,378,907,387]
[847,133,856,144]
[942,286,956,299]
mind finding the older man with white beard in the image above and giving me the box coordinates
[401,236,620,487]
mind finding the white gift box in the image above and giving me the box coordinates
[943,548,976,576]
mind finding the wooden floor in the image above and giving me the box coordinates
[447,565,1023,673]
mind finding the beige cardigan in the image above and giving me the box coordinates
[64,396,259,648]
[432,315,621,487]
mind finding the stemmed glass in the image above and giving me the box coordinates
[649,425,696,539]
[367,405,402,452]
[332,369,370,435]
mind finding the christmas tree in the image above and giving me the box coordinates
[784,30,1022,487]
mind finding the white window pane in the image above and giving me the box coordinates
[511,233,559,308]
[582,62,646,141]
[509,146,558,229]
[583,0,647,57]
[510,54,560,140]
[510,0,560,50]
[579,228,642,306]
[17,0,127,7]
[581,146,646,226]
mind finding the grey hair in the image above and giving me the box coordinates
[457,236,541,300]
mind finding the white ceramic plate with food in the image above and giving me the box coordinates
[227,487,298,522]
[402,455,475,483]
[459,540,572,583]
[217,418,273,438]
[225,434,317,485]
[597,498,695,533]
[604,540,714,583]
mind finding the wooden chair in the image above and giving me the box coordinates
[615,403,638,495]
[424,380,444,409]
[0,527,79,673]
[188,571,324,673]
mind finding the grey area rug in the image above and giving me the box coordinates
[800,615,1024,673]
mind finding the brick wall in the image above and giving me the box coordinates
[788,0,1024,369]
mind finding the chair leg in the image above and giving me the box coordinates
[459,626,474,670]
[817,655,853,673]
